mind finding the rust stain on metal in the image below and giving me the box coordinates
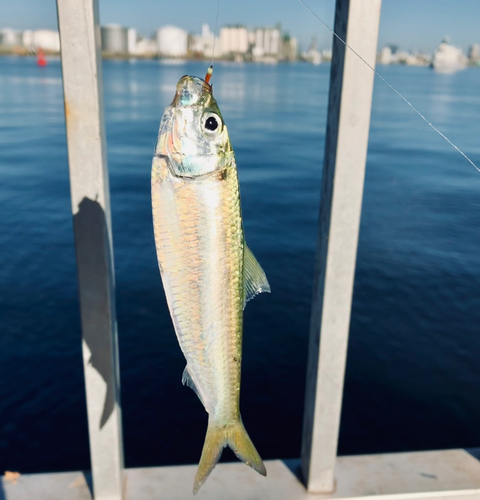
[64,99,74,125]
[69,475,86,488]
[4,471,21,484]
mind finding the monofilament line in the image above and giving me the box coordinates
[211,0,221,66]
[296,0,480,174]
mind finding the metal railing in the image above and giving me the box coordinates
[55,0,381,497]
[57,1,124,498]
[55,1,480,500]
[300,0,382,493]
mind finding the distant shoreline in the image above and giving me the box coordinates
[0,50,303,63]
[2,49,479,67]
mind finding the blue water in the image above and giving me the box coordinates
[0,56,479,473]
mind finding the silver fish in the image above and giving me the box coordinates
[151,74,270,493]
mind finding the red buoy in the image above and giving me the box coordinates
[37,48,47,67]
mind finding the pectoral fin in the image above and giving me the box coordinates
[243,245,270,308]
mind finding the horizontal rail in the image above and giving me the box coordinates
[2,450,480,499]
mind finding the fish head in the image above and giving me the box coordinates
[155,75,234,178]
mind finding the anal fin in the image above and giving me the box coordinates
[182,366,205,407]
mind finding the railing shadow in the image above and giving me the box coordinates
[466,448,480,462]
[82,470,94,498]
[73,197,118,429]
[282,458,304,485]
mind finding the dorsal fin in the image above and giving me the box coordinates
[243,244,270,308]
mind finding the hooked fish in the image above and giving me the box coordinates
[151,71,270,493]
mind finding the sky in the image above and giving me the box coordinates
[1,0,480,52]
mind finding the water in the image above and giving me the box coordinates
[0,56,479,473]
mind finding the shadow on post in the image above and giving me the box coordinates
[0,479,5,500]
[73,197,120,429]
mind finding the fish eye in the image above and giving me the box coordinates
[205,116,218,131]
[203,113,222,134]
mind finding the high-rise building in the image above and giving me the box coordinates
[219,26,248,56]
[127,28,137,55]
[190,24,221,59]
[252,27,281,59]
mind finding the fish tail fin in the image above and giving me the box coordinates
[193,423,225,495]
[193,418,266,494]
[227,418,266,477]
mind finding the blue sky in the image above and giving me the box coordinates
[2,0,479,52]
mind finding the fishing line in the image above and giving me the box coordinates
[211,0,221,66]
[296,0,480,174]
[205,0,221,84]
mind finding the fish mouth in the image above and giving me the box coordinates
[173,75,212,108]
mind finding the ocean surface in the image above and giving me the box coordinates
[0,56,479,473]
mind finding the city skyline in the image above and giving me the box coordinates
[1,0,480,53]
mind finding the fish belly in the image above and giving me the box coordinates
[152,156,243,424]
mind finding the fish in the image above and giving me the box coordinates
[151,73,270,494]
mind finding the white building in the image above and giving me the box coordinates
[394,50,417,65]
[303,36,322,65]
[157,26,188,58]
[22,30,34,48]
[134,37,158,57]
[219,26,248,56]
[128,31,158,58]
[379,46,392,65]
[252,27,281,59]
[0,28,60,53]
[0,28,23,47]
[127,28,137,55]
[431,38,467,73]
[190,24,221,59]
[32,30,60,53]
[321,48,332,61]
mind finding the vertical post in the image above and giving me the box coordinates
[56,1,124,499]
[301,0,382,493]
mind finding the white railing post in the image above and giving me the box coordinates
[56,1,124,499]
[301,0,382,493]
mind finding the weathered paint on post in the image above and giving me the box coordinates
[301,0,382,493]
[56,0,124,498]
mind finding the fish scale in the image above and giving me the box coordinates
[153,161,242,416]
